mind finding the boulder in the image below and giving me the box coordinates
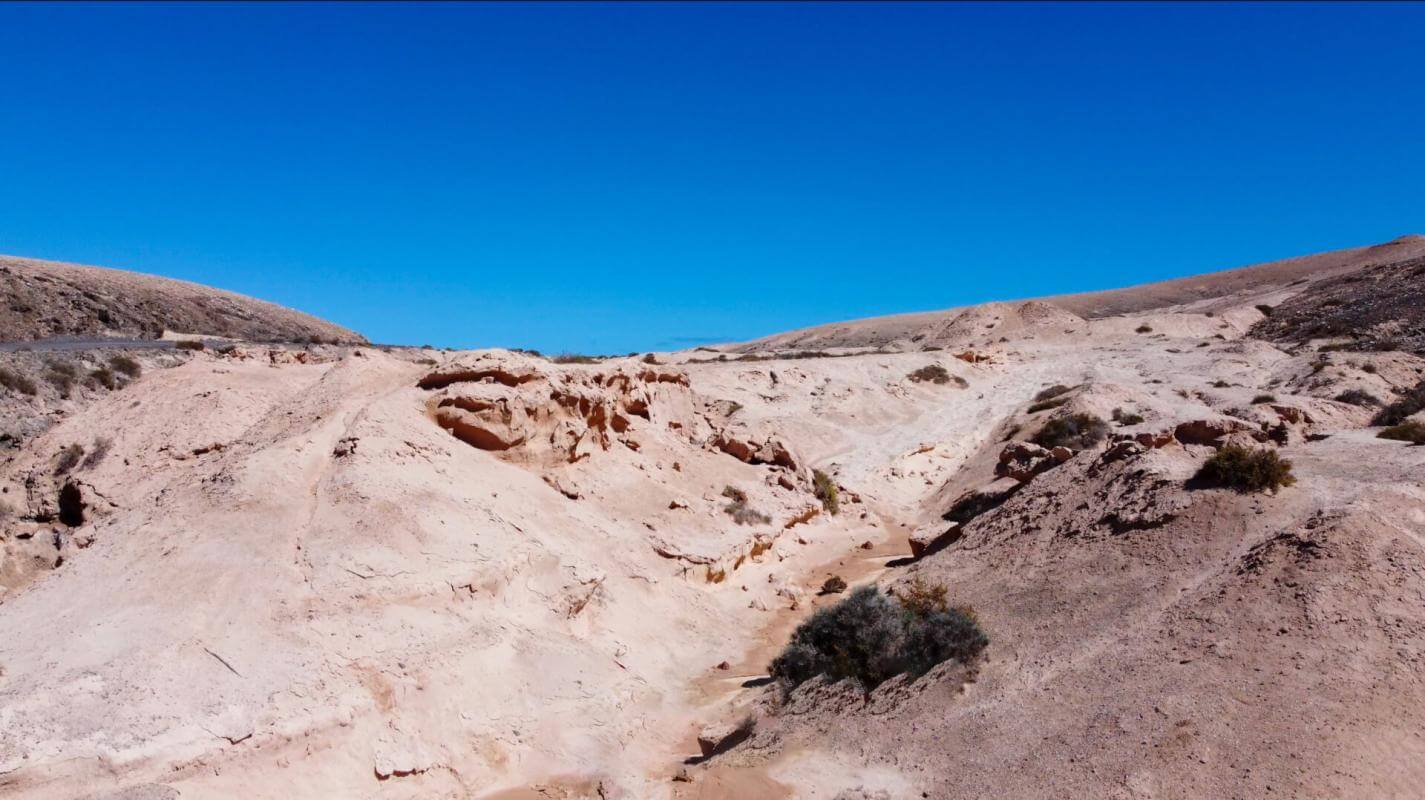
[909,522,962,559]
[995,441,1056,482]
[697,720,752,758]
[1174,418,1256,447]
[944,477,1022,524]
[1103,440,1146,462]
[1133,430,1176,449]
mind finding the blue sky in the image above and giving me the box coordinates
[2,2,1422,352]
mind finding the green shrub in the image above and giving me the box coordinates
[1196,445,1296,493]
[1373,380,1425,426]
[1031,413,1108,450]
[1334,389,1380,407]
[109,355,142,378]
[1377,421,1425,445]
[768,585,987,690]
[0,367,37,396]
[1251,394,1277,404]
[813,469,839,515]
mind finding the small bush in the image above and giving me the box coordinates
[0,367,37,396]
[722,486,769,526]
[1334,389,1380,407]
[907,364,952,384]
[1027,396,1070,414]
[1378,421,1425,445]
[109,355,142,378]
[54,443,85,475]
[88,368,117,390]
[1031,413,1108,450]
[1361,363,1378,374]
[1373,380,1425,426]
[813,469,839,515]
[1033,384,1072,402]
[174,340,206,351]
[820,576,847,595]
[1251,394,1277,404]
[641,353,660,365]
[551,353,598,364]
[768,585,987,690]
[1135,324,1153,334]
[1112,408,1144,426]
[1196,445,1296,493]
[895,577,948,616]
[81,437,112,469]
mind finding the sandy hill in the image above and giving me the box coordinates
[0,254,366,344]
[0,238,1423,799]
[742,234,1425,352]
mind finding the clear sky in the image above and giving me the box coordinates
[2,2,1423,352]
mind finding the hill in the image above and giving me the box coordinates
[0,254,366,344]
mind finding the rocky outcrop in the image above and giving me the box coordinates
[909,522,962,559]
[995,441,1072,483]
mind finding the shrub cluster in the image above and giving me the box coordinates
[1031,412,1108,450]
[1373,379,1425,426]
[1334,389,1380,407]
[1378,421,1425,445]
[109,355,142,378]
[1196,445,1296,493]
[1251,394,1277,404]
[812,469,839,515]
[769,584,987,690]
[1111,407,1144,426]
[907,364,957,385]
[722,485,770,526]
[0,367,37,396]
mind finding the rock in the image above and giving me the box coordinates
[944,477,1022,524]
[1269,404,1313,425]
[995,441,1056,482]
[1103,440,1146,462]
[715,660,730,670]
[1049,446,1073,462]
[1174,418,1255,447]
[1133,430,1176,448]
[672,767,692,782]
[697,719,753,758]
[909,521,962,559]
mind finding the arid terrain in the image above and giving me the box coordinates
[2,237,1423,799]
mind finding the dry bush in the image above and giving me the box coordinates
[1033,384,1072,402]
[1251,394,1277,404]
[0,367,37,396]
[88,368,117,390]
[820,575,848,595]
[1334,389,1380,407]
[641,353,660,365]
[907,364,951,384]
[1196,445,1296,493]
[174,340,205,351]
[722,485,770,526]
[1032,413,1108,450]
[82,437,113,469]
[769,585,988,690]
[1373,379,1425,426]
[54,443,85,475]
[551,353,599,364]
[1112,408,1145,426]
[109,355,142,378]
[813,469,839,515]
[1135,324,1153,333]
[1377,421,1425,445]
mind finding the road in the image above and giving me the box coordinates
[0,337,180,353]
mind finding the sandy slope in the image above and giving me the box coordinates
[1,238,1423,799]
[0,255,366,344]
